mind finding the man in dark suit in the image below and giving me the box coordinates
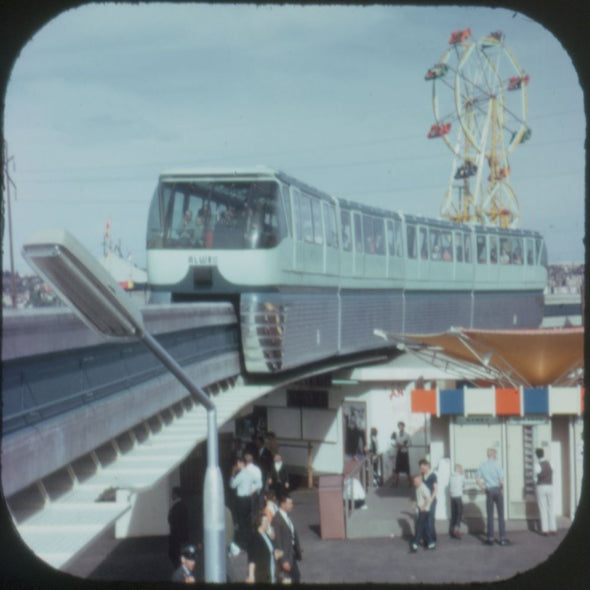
[271,493,302,583]
[167,486,189,567]
[268,453,290,497]
[254,435,274,484]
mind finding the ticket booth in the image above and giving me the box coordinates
[450,416,503,525]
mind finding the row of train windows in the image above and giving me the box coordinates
[288,188,404,256]
[407,224,541,266]
[287,189,542,266]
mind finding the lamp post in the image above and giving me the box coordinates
[22,229,226,582]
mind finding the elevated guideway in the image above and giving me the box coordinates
[1,302,390,570]
[2,302,241,569]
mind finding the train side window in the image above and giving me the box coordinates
[374,218,385,255]
[476,234,487,263]
[454,231,463,262]
[407,223,417,259]
[363,215,375,254]
[500,238,512,264]
[512,238,523,264]
[354,213,364,253]
[292,188,303,241]
[281,184,292,237]
[323,202,338,248]
[537,239,548,267]
[526,238,535,265]
[419,226,428,259]
[464,233,472,263]
[490,235,498,264]
[394,219,403,257]
[386,220,394,256]
[441,231,453,261]
[300,194,314,243]
[430,229,441,260]
[310,198,323,244]
[341,210,352,251]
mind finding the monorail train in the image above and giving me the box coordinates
[146,167,547,374]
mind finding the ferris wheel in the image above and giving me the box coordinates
[425,29,531,228]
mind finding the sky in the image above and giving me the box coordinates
[2,3,585,274]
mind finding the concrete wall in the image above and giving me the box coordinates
[116,476,171,538]
[253,383,437,480]
[255,388,345,476]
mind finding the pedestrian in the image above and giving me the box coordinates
[244,452,264,521]
[368,427,382,486]
[534,448,556,535]
[272,493,303,583]
[419,458,438,546]
[263,490,279,539]
[343,475,367,510]
[267,431,280,457]
[391,421,411,487]
[476,447,510,546]
[246,512,283,583]
[168,486,189,568]
[225,504,243,582]
[410,474,434,552]
[171,544,197,583]
[254,435,274,485]
[229,456,255,550]
[449,464,465,538]
[268,453,290,497]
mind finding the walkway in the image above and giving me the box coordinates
[56,486,579,586]
[345,480,572,539]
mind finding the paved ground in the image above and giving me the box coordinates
[3,486,587,587]
[58,487,585,586]
[345,480,572,539]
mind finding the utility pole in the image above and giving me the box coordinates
[3,141,17,308]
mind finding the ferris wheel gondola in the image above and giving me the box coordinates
[426,29,531,228]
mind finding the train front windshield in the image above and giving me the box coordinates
[147,179,287,250]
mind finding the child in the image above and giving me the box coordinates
[411,474,434,551]
[449,464,465,538]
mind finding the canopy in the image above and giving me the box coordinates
[377,327,584,387]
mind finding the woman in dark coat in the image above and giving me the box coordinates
[246,512,282,583]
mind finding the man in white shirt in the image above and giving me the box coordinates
[244,452,263,495]
[230,456,255,549]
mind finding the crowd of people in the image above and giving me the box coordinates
[168,433,303,584]
[546,262,584,295]
[2,272,61,308]
[166,423,557,581]
[363,423,556,554]
[406,445,555,553]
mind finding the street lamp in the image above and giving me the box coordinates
[22,229,226,582]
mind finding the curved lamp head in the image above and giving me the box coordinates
[22,229,144,339]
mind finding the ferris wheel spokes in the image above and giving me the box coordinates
[426,28,530,228]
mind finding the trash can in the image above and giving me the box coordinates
[318,474,345,540]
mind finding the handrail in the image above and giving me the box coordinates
[3,334,237,435]
[342,452,386,531]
